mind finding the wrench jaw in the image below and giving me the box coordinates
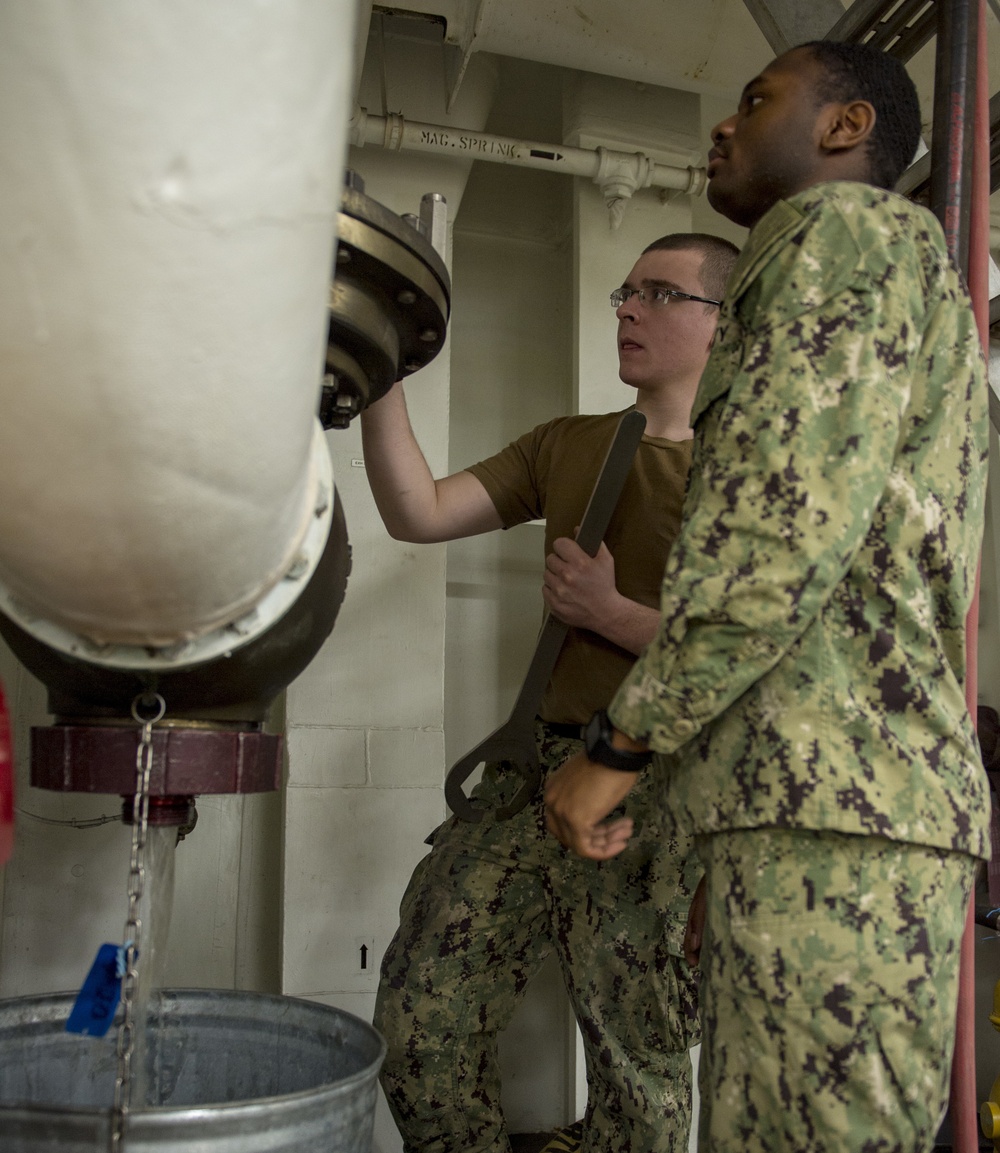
[443,733,542,823]
[443,749,488,823]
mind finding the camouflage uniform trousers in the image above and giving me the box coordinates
[696,827,977,1153]
[374,721,702,1153]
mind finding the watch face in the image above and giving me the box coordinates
[584,710,606,757]
[584,710,650,771]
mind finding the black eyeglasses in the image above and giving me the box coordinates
[610,286,722,309]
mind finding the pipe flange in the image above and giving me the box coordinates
[325,183,451,422]
[32,724,282,795]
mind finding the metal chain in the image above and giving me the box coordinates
[111,692,165,1153]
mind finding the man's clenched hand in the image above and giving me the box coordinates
[544,751,639,859]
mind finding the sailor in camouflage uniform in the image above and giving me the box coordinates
[546,40,990,1153]
[363,234,740,1152]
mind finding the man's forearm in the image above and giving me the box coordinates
[596,598,661,656]
[542,539,661,654]
[360,381,504,543]
[359,383,440,542]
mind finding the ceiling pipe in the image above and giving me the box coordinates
[350,105,707,228]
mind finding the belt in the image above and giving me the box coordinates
[538,719,584,739]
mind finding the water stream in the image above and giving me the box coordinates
[126,824,177,1109]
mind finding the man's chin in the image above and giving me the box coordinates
[707,178,768,229]
[706,178,731,216]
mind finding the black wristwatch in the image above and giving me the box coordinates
[583,710,653,773]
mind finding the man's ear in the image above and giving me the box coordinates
[821,99,876,155]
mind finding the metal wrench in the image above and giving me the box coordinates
[444,409,647,822]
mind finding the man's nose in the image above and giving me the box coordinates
[616,294,641,320]
[711,115,736,143]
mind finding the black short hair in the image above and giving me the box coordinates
[800,40,921,189]
[641,233,741,301]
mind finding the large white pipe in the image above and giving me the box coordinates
[0,1,358,660]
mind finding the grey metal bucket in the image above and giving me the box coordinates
[0,988,386,1152]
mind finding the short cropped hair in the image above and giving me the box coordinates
[801,40,921,190]
[642,233,741,302]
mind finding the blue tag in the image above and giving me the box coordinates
[65,943,124,1037]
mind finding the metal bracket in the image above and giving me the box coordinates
[443,0,493,112]
[741,0,847,54]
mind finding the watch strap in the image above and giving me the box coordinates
[584,710,652,772]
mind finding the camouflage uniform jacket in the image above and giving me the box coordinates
[609,181,991,858]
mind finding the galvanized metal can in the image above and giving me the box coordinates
[0,988,386,1152]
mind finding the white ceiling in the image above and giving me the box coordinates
[384,0,807,99]
[357,0,1000,221]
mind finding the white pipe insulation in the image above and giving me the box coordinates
[0,1,358,668]
[350,106,707,218]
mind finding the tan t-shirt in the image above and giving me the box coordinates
[465,409,691,724]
